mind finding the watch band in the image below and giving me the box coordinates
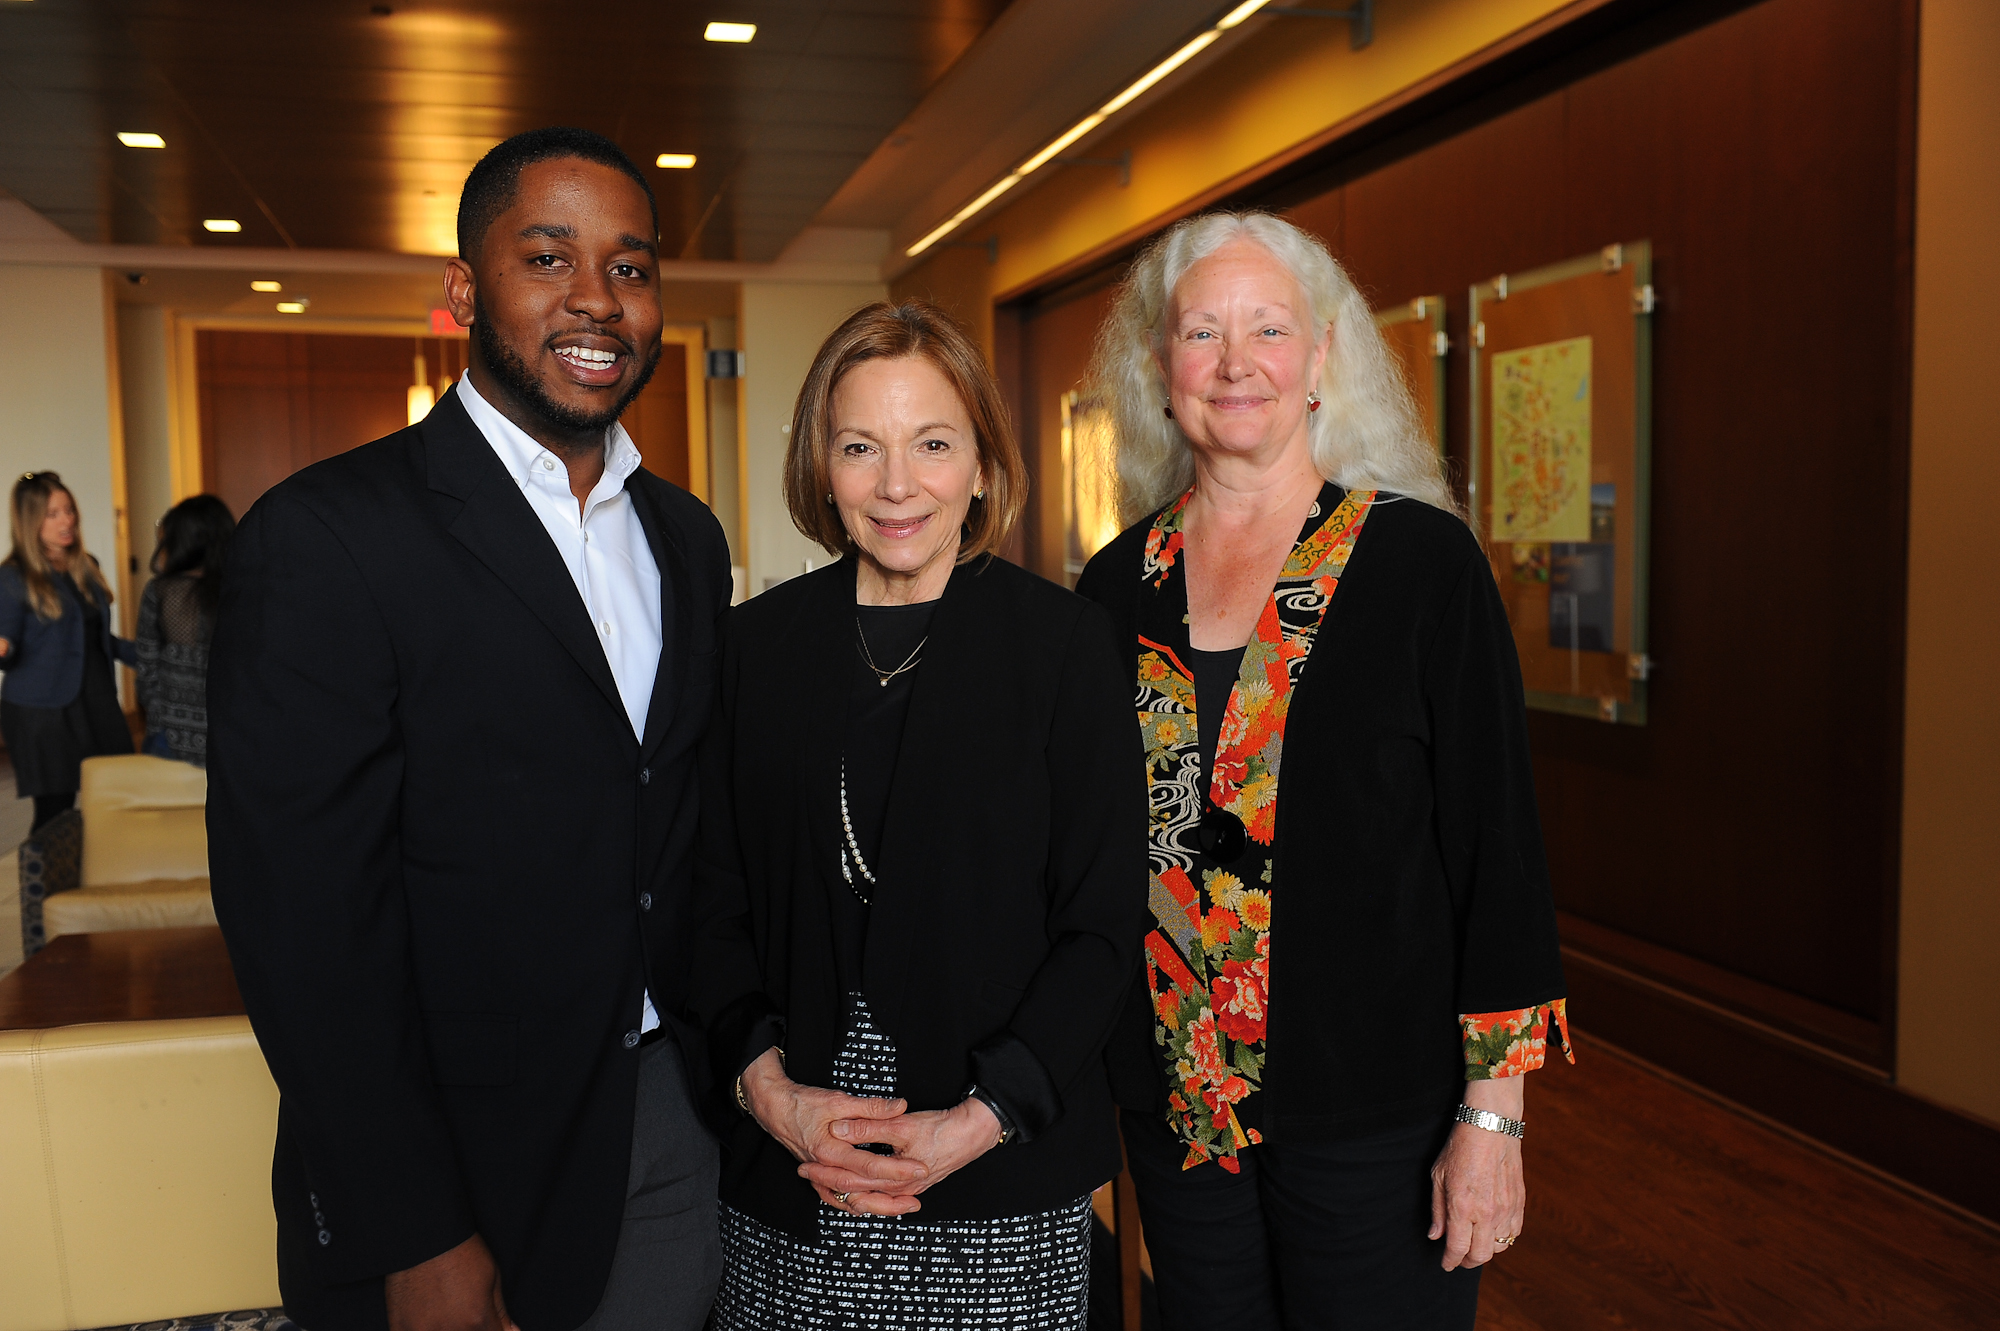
[963,1083,1017,1145]
[1455,1104,1525,1139]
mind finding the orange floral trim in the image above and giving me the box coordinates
[1460,999,1573,1080]
[1135,486,1376,1172]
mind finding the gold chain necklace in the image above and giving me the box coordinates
[854,616,927,688]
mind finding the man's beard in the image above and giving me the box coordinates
[472,294,663,435]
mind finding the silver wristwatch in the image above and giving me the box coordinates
[1455,1104,1525,1139]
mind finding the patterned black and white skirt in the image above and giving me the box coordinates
[711,993,1092,1330]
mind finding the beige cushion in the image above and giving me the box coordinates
[0,854,20,981]
[41,880,215,938]
[0,1016,281,1331]
[79,754,208,889]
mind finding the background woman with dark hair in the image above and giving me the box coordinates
[0,471,136,829]
[136,493,234,765]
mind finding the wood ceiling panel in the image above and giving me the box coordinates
[0,0,1012,260]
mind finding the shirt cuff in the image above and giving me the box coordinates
[966,1030,1063,1142]
[1459,999,1572,1080]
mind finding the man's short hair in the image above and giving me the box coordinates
[457,127,658,260]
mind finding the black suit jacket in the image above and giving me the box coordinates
[689,555,1149,1238]
[208,385,732,1331]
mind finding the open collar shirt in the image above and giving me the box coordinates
[457,371,664,1032]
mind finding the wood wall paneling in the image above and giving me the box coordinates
[198,330,704,517]
[1016,275,1121,584]
[198,331,424,520]
[623,341,692,491]
[1272,0,1910,1051]
[1001,0,1988,1200]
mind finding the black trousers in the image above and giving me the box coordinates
[1120,1108,1480,1331]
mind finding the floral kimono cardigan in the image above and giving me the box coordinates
[1076,483,1571,1172]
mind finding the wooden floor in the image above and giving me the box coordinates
[1479,1035,2000,1330]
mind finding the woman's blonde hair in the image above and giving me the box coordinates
[785,300,1027,563]
[6,471,111,620]
[1087,210,1458,523]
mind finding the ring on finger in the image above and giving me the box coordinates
[834,1191,851,1206]
[1495,1234,1517,1248]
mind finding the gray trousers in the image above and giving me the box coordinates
[573,1035,722,1331]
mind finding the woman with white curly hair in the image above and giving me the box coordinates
[1073,212,1570,1328]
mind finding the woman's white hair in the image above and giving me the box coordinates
[1087,210,1458,523]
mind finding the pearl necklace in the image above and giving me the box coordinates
[837,759,875,906]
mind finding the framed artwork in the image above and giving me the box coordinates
[1469,242,1655,724]
[1374,295,1448,459]
[1061,388,1121,587]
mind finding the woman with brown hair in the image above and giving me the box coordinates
[691,300,1147,1328]
[0,471,136,828]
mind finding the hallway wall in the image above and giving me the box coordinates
[1899,0,2000,1128]
[0,264,124,617]
[738,279,888,595]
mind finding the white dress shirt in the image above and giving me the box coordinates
[457,371,664,1033]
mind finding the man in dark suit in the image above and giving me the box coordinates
[209,128,731,1331]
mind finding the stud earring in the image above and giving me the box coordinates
[1163,406,1174,420]
[826,492,835,505]
[974,487,986,500]
[1306,391,1322,412]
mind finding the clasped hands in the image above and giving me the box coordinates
[737,1045,1002,1216]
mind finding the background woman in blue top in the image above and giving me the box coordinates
[0,472,136,829]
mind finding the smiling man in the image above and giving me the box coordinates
[209,129,732,1331]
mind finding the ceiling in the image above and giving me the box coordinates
[0,0,1014,262]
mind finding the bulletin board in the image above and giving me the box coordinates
[1374,294,1448,460]
[1469,242,1655,724]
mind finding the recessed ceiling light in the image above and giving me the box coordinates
[251,280,282,292]
[276,301,307,314]
[203,219,242,233]
[704,21,755,42]
[656,153,697,169]
[117,132,166,149]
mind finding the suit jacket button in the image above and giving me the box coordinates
[623,1030,640,1049]
[639,892,652,911]
[318,1229,332,1246]
[639,768,651,785]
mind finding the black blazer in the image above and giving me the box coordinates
[208,386,732,1331]
[690,554,1149,1238]
[0,561,137,707]
[1076,491,1566,1142]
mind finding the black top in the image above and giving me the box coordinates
[1185,644,1245,798]
[136,574,215,765]
[207,385,735,1331]
[691,554,1149,1238]
[1077,490,1566,1143]
[834,601,936,991]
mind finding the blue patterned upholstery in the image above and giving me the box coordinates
[18,808,81,958]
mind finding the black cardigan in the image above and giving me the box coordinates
[690,554,1150,1237]
[1075,490,1566,1142]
